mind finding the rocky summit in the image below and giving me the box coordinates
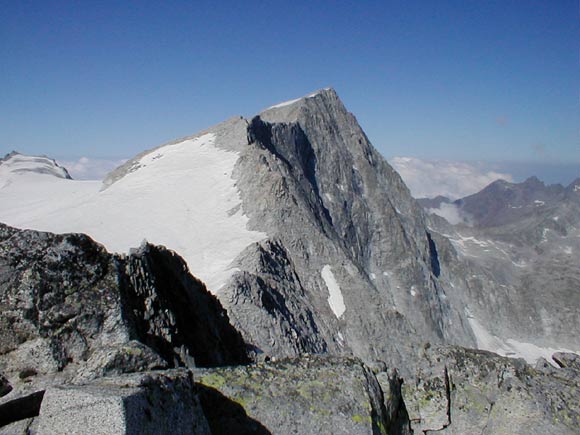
[0,89,579,434]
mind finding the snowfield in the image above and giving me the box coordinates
[0,134,266,293]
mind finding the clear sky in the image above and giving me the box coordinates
[1,1,578,181]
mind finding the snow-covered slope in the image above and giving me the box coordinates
[0,122,266,292]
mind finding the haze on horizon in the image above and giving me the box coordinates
[1,1,578,189]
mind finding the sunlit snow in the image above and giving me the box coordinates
[321,265,346,319]
[0,153,70,184]
[0,134,267,293]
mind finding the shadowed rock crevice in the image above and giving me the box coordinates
[426,232,441,278]
[248,116,333,227]
[196,384,272,435]
[0,390,44,428]
[117,243,250,368]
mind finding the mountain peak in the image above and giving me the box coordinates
[260,88,338,118]
[0,151,72,181]
[522,175,545,188]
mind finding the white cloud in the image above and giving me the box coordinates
[389,157,513,199]
[56,157,127,180]
[427,203,473,226]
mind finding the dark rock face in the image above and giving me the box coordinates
[118,243,250,368]
[0,390,44,429]
[228,239,329,360]
[0,223,248,408]
[0,375,10,398]
[455,176,575,229]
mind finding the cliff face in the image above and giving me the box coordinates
[217,89,471,370]
[0,224,415,435]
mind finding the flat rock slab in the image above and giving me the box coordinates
[194,355,402,435]
[37,370,210,435]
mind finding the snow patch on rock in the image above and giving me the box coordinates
[466,309,579,366]
[321,265,346,319]
[265,89,330,110]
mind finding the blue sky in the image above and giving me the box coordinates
[1,1,578,183]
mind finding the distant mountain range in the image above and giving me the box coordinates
[419,175,580,228]
[419,175,580,363]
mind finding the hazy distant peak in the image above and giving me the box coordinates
[566,177,580,193]
[489,178,513,188]
[522,175,545,188]
[0,151,72,180]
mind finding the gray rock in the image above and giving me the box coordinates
[424,174,580,355]
[0,417,38,435]
[0,223,248,407]
[37,369,210,435]
[194,355,411,435]
[553,352,580,371]
[0,375,10,398]
[403,346,580,434]
[216,89,472,375]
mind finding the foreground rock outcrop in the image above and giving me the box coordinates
[194,355,411,435]
[37,370,210,435]
[403,346,580,434]
[0,223,248,410]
